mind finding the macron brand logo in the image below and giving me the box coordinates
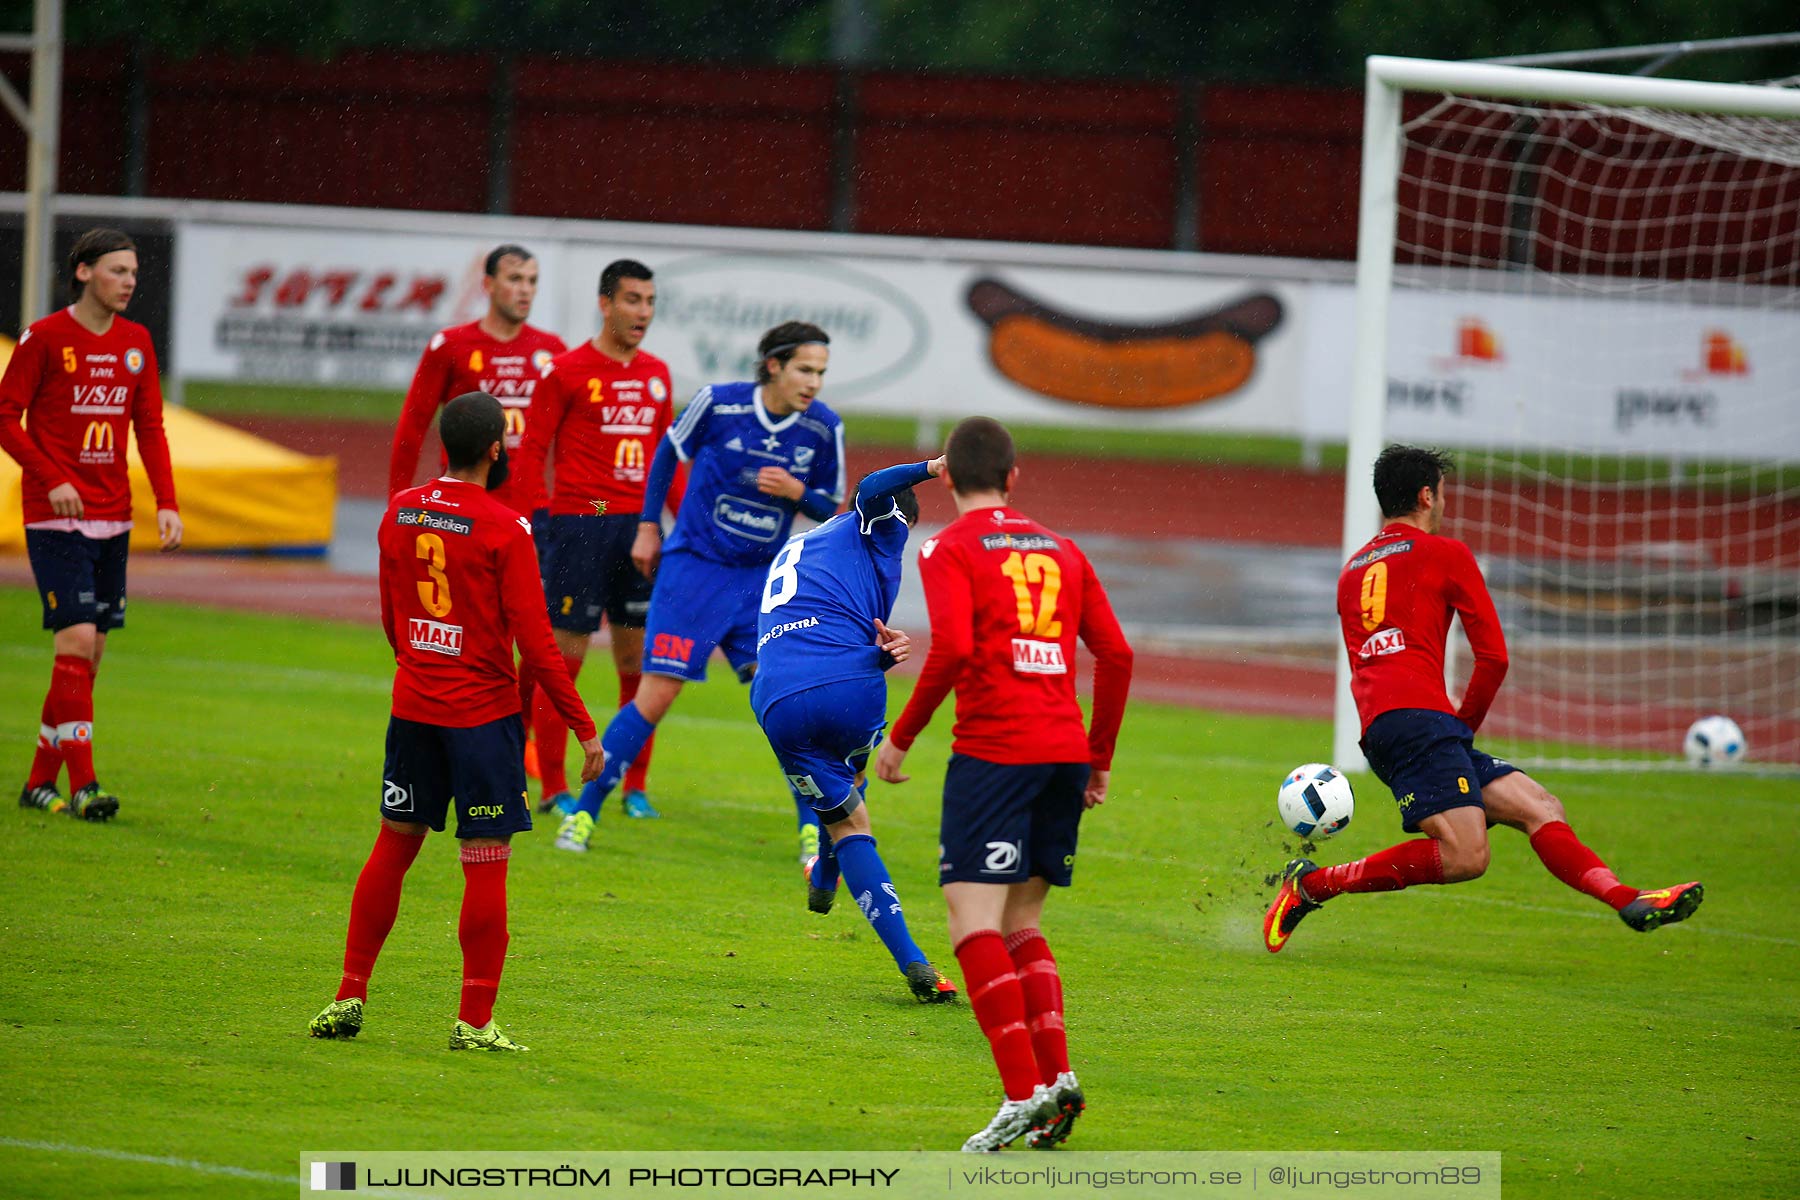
[1012,638,1068,675]
[408,618,464,656]
[395,508,473,536]
[1359,628,1406,659]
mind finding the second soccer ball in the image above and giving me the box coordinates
[1278,763,1354,839]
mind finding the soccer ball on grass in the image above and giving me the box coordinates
[1683,715,1745,768]
[1278,763,1354,839]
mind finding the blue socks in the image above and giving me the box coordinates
[809,828,841,891]
[575,703,657,819]
[834,833,927,972]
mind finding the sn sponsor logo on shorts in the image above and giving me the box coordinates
[1011,638,1068,675]
[982,841,1023,874]
[652,633,695,664]
[1359,627,1406,659]
[712,495,784,542]
[408,618,464,656]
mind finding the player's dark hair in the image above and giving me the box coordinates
[944,416,1014,497]
[1373,444,1455,518]
[756,321,830,384]
[67,228,137,300]
[440,392,506,470]
[484,244,534,276]
[600,259,654,298]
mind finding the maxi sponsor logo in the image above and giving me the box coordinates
[408,618,464,656]
[1359,628,1406,659]
[395,508,473,536]
[1011,638,1068,675]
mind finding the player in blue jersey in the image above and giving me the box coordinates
[751,456,959,1002]
[556,322,846,853]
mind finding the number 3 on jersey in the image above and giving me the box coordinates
[1000,551,1062,636]
[762,538,805,613]
[416,533,453,617]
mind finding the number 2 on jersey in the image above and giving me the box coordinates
[1000,551,1062,637]
[416,533,453,617]
[762,538,805,613]
[1359,560,1388,631]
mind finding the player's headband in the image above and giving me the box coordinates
[761,340,828,359]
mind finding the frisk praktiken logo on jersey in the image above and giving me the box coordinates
[1347,540,1413,570]
[394,508,473,536]
[981,533,1060,552]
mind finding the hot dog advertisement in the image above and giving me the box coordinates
[966,277,1285,410]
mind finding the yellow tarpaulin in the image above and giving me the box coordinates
[0,337,337,554]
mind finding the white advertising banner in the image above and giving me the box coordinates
[174,225,578,388]
[177,220,1311,434]
[1303,282,1800,457]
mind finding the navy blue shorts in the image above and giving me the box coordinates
[543,512,653,635]
[758,676,886,825]
[1360,708,1517,834]
[25,529,130,632]
[380,714,532,838]
[642,549,763,684]
[939,754,1089,888]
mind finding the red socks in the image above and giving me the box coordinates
[1005,929,1069,1086]
[1530,820,1638,909]
[49,655,96,793]
[27,685,61,790]
[1303,838,1445,902]
[531,651,584,797]
[955,930,1043,1101]
[336,825,427,1001]
[457,843,512,1028]
[619,671,654,795]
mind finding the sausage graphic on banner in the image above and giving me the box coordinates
[966,277,1284,410]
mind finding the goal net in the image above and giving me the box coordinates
[1339,59,1800,771]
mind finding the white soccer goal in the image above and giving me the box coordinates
[1336,56,1800,773]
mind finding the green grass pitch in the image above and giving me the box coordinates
[0,586,1793,1197]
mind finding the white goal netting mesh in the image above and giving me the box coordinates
[1384,87,1800,769]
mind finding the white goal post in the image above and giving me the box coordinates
[1332,53,1800,770]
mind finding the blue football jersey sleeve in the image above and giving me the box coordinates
[661,381,846,568]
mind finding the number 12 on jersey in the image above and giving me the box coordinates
[1000,551,1061,637]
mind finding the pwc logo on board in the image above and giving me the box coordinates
[1683,329,1749,380]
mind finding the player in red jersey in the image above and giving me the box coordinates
[1263,445,1704,954]
[388,244,566,517]
[514,260,675,817]
[388,244,566,782]
[1,228,181,821]
[877,417,1133,1152]
[311,393,602,1051]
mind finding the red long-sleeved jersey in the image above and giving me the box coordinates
[890,506,1134,769]
[513,342,675,516]
[0,308,178,527]
[388,320,566,515]
[378,478,594,739]
[1337,522,1509,734]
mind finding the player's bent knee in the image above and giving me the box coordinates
[381,818,430,837]
[1442,840,1490,882]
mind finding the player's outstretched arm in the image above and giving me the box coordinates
[633,436,681,578]
[885,538,973,775]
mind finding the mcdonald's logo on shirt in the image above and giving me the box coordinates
[614,438,646,476]
[82,421,116,452]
